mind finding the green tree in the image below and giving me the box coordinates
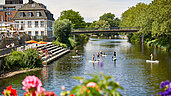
[53,19,72,43]
[94,20,110,29]
[59,9,86,29]
[120,3,148,28]
[99,12,120,27]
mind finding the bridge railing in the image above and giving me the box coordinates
[73,27,140,32]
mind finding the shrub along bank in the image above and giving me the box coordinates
[1,48,42,74]
[52,34,89,50]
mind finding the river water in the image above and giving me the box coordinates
[0,38,171,96]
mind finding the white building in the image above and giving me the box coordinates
[13,0,54,41]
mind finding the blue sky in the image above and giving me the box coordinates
[23,0,153,22]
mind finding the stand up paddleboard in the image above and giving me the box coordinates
[72,56,81,58]
[89,60,99,63]
[102,55,107,57]
[146,60,159,63]
[112,58,116,61]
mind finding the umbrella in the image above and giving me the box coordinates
[26,40,38,44]
[37,41,47,44]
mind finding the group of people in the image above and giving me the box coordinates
[0,33,23,40]
[39,45,52,57]
[92,50,116,61]
[6,42,15,48]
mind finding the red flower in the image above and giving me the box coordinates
[2,85,18,96]
[44,91,57,96]
[69,94,75,96]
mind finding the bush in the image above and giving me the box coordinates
[23,48,42,68]
[4,50,25,69]
[69,37,76,48]
[52,40,68,48]
[75,34,89,45]
[71,73,124,96]
[3,48,42,70]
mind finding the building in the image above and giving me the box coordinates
[13,0,55,41]
[5,0,23,4]
[0,0,23,22]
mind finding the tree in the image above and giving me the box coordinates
[53,19,72,43]
[120,3,148,28]
[94,20,110,29]
[59,9,86,29]
[99,12,120,27]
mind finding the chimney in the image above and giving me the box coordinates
[29,0,33,4]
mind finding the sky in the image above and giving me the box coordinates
[23,0,153,22]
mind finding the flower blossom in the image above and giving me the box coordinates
[159,80,171,96]
[86,82,98,88]
[22,76,42,92]
[2,85,17,96]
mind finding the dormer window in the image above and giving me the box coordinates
[36,12,41,17]
[32,4,35,7]
[28,12,33,17]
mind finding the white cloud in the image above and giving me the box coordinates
[23,0,152,22]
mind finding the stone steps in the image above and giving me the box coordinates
[37,42,70,66]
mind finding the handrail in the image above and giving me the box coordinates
[73,27,140,32]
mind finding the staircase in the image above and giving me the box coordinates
[36,42,70,66]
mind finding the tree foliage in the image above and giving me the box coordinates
[100,12,121,27]
[53,19,72,44]
[120,0,171,49]
[59,9,86,29]
[94,20,110,29]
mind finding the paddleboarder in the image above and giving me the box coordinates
[97,52,100,57]
[76,50,78,55]
[114,51,116,58]
[150,54,153,61]
[92,54,95,61]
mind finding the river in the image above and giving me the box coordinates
[0,37,171,96]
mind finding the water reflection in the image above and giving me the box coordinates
[0,38,170,96]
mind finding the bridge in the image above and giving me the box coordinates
[71,27,140,34]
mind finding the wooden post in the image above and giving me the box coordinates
[142,33,144,44]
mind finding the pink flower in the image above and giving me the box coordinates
[86,82,98,88]
[37,87,46,94]
[22,76,42,91]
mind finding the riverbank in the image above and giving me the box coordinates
[146,39,170,52]
[0,68,41,79]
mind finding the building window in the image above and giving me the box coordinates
[41,31,44,36]
[28,12,32,17]
[28,31,31,35]
[35,31,38,36]
[8,17,10,21]
[35,21,38,27]
[8,12,11,15]
[36,12,41,17]
[20,12,25,17]
[40,21,44,27]
[28,21,32,28]
[32,4,35,7]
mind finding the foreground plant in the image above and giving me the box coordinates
[22,75,56,96]
[158,80,171,96]
[2,85,17,96]
[70,73,124,96]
